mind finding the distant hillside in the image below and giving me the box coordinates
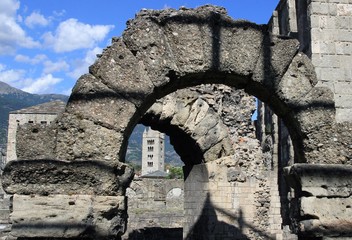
[0,81,182,166]
[0,81,69,147]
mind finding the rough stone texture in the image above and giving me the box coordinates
[2,160,134,196]
[285,164,352,238]
[89,38,155,108]
[6,102,65,162]
[277,52,318,105]
[10,194,127,238]
[55,73,140,162]
[183,159,282,240]
[141,84,255,165]
[16,123,57,160]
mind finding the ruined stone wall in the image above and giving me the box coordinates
[3,4,352,239]
[150,85,296,239]
[123,178,184,239]
[266,1,352,238]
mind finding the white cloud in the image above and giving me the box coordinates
[0,66,25,86]
[0,0,19,16]
[68,47,102,79]
[43,18,114,53]
[0,0,40,55]
[25,11,49,28]
[0,64,62,94]
[43,59,69,74]
[21,74,62,94]
[15,54,47,64]
[53,10,66,17]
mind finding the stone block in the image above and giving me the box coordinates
[337,3,352,16]
[336,41,352,55]
[88,39,154,107]
[311,28,337,42]
[284,164,352,198]
[338,29,352,42]
[11,194,127,238]
[122,11,179,89]
[300,197,352,220]
[336,16,352,29]
[335,94,352,108]
[319,16,337,29]
[55,113,126,161]
[309,2,331,15]
[320,67,346,81]
[277,53,317,105]
[2,159,134,196]
[313,53,342,69]
[339,55,352,69]
[336,107,352,122]
[251,35,299,94]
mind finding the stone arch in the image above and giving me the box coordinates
[3,5,345,240]
[55,5,334,166]
[166,188,183,199]
[126,181,146,200]
[140,86,239,166]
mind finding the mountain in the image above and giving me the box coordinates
[0,81,69,147]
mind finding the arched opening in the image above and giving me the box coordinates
[57,5,329,167]
[121,83,296,239]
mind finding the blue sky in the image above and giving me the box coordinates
[0,0,279,95]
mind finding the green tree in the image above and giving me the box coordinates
[167,166,183,179]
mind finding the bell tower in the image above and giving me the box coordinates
[141,127,165,176]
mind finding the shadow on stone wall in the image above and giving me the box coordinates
[125,192,276,240]
[185,193,275,240]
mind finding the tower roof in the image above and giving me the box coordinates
[141,170,168,178]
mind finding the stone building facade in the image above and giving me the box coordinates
[270,0,352,123]
[141,127,165,176]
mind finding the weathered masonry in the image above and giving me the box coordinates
[6,101,66,161]
[1,1,352,239]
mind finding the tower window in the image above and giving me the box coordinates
[148,162,153,167]
[148,146,154,151]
